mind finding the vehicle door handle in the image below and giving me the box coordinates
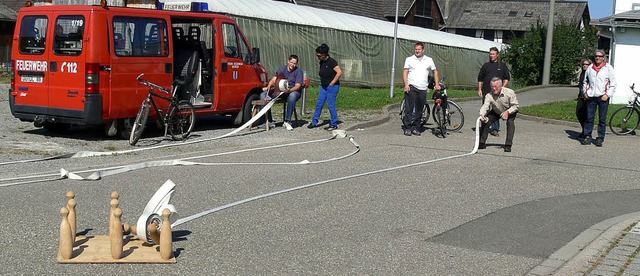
[100,65,111,71]
[50,62,57,72]
[221,62,228,72]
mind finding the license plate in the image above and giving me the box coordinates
[21,75,43,83]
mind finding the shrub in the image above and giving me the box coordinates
[503,22,598,86]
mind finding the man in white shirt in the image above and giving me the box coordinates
[581,49,616,147]
[402,42,440,136]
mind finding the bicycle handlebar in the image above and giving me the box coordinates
[136,73,170,94]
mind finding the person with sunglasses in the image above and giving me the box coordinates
[308,43,342,131]
[576,58,592,139]
[581,50,617,147]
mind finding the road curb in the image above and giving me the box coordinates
[528,212,640,275]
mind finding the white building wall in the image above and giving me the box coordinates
[610,28,640,104]
[615,0,640,14]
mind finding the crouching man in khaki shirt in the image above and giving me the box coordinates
[478,77,519,152]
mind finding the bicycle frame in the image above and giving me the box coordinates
[144,90,177,137]
[627,84,640,108]
[433,91,448,137]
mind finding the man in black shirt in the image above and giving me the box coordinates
[477,47,510,136]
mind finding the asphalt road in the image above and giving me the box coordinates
[1,85,639,275]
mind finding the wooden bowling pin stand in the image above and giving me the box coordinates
[57,191,176,264]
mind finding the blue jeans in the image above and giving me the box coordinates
[492,119,500,132]
[583,96,609,140]
[285,91,301,122]
[260,91,301,122]
[312,84,340,126]
[259,91,274,122]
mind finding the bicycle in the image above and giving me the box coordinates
[431,78,464,137]
[399,97,431,128]
[609,83,640,135]
[129,73,196,146]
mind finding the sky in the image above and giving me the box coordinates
[588,0,615,19]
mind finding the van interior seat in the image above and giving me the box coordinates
[172,27,184,43]
[174,51,201,101]
[114,33,125,49]
[186,26,212,82]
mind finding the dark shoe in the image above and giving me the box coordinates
[593,139,603,147]
[478,143,486,149]
[411,129,421,136]
[324,125,338,131]
[404,129,412,136]
[307,123,317,129]
[503,145,511,152]
[490,130,499,137]
[580,137,592,145]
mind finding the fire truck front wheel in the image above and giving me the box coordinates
[234,93,259,126]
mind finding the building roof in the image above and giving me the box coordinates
[381,0,415,18]
[161,0,501,51]
[594,9,640,28]
[294,0,416,21]
[445,0,588,31]
[0,1,22,21]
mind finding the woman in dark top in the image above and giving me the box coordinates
[308,44,343,131]
[576,58,591,139]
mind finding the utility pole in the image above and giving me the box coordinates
[542,0,555,85]
[389,0,400,98]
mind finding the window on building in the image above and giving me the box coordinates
[414,17,434,28]
[415,0,432,17]
[455,28,476,38]
[508,11,517,17]
[483,30,495,41]
[633,3,640,10]
[524,12,533,17]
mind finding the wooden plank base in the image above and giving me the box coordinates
[57,235,176,264]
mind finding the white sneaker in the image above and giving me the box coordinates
[283,121,293,131]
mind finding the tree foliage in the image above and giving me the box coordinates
[502,22,598,86]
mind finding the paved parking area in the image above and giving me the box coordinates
[1,85,639,275]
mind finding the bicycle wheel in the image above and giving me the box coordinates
[421,103,431,126]
[168,100,196,141]
[609,106,640,135]
[129,101,150,146]
[444,101,464,131]
[400,98,431,127]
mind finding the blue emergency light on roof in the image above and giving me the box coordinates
[159,1,208,12]
[191,2,208,12]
